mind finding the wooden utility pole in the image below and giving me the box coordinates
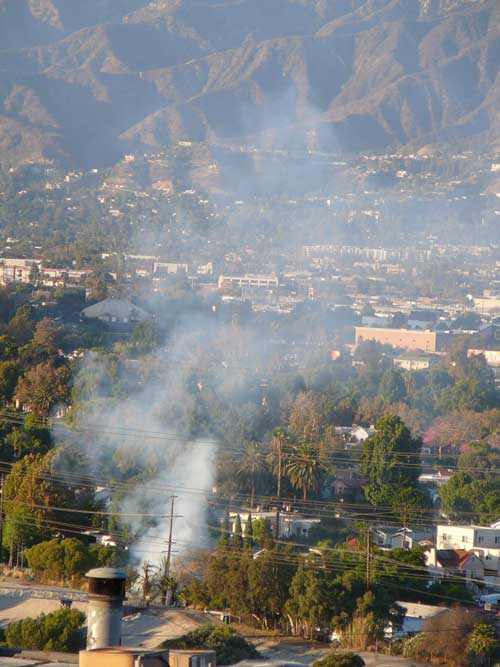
[402,510,409,550]
[365,526,371,588]
[165,495,177,578]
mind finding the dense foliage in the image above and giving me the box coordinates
[160,625,260,665]
[25,538,122,583]
[313,654,365,667]
[5,609,86,652]
[400,609,500,667]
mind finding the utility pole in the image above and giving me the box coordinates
[402,510,409,550]
[365,526,371,589]
[165,495,177,578]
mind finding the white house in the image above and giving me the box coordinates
[228,510,320,540]
[436,525,500,575]
[385,602,448,639]
[426,546,485,591]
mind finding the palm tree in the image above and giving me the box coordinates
[267,428,291,498]
[238,441,267,508]
[155,556,177,606]
[286,444,327,501]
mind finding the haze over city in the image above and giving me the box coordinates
[0,1,499,666]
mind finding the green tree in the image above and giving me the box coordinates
[288,392,335,443]
[25,538,97,582]
[0,335,18,360]
[286,444,327,501]
[440,353,497,412]
[6,307,34,345]
[160,624,259,665]
[206,545,233,609]
[15,361,70,419]
[247,548,295,629]
[467,623,500,666]
[131,320,159,353]
[155,556,177,606]
[440,472,500,523]
[378,368,407,404]
[5,608,85,652]
[252,518,274,549]
[220,510,230,546]
[31,318,61,353]
[268,427,292,498]
[0,288,13,323]
[233,514,243,549]
[244,512,254,549]
[313,654,365,667]
[2,452,89,568]
[237,442,267,509]
[0,360,20,404]
[2,505,41,568]
[284,561,332,638]
[361,415,422,507]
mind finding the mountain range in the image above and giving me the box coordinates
[0,0,498,168]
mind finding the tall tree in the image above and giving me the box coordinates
[0,361,20,405]
[244,512,254,549]
[288,392,334,443]
[6,307,34,345]
[284,561,332,638]
[15,361,70,419]
[286,444,327,501]
[2,452,78,567]
[233,514,243,549]
[238,442,267,509]
[268,428,291,498]
[31,318,61,353]
[220,510,230,545]
[361,415,422,507]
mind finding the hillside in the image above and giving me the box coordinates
[0,0,498,168]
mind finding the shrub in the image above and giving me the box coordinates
[399,633,425,658]
[313,653,365,667]
[25,537,123,583]
[160,624,260,665]
[5,608,86,652]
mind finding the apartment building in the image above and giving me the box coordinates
[218,274,279,290]
[437,525,500,574]
[355,326,450,353]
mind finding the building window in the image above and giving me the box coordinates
[442,533,447,540]
[478,536,484,545]
[495,536,500,545]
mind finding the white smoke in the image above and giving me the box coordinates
[56,321,221,567]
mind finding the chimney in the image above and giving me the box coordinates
[86,567,127,650]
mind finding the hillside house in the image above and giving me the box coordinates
[82,298,153,329]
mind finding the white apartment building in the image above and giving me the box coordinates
[437,525,500,574]
[218,274,279,290]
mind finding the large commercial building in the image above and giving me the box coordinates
[218,274,279,290]
[355,326,449,353]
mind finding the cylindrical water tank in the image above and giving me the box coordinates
[86,567,127,650]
